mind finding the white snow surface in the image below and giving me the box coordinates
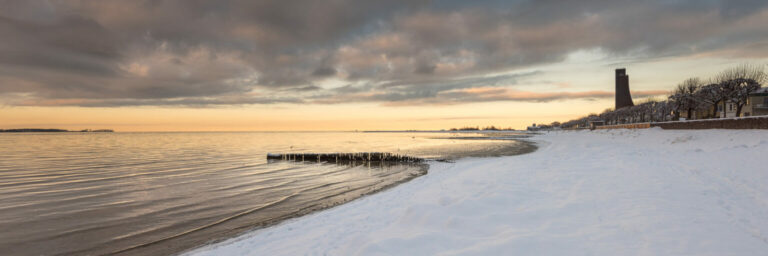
[188,128,768,256]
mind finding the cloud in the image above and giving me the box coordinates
[309,71,539,104]
[311,67,337,77]
[311,84,670,106]
[13,95,303,107]
[374,88,670,106]
[0,0,765,107]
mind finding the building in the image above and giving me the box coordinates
[745,87,768,117]
[615,68,634,109]
[588,120,605,130]
[714,87,768,118]
[716,101,739,118]
[527,123,557,131]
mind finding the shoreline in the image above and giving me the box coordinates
[182,139,539,256]
[114,162,431,256]
[187,128,768,255]
[0,131,534,256]
[113,136,536,256]
[172,138,536,255]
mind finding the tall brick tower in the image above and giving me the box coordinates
[615,68,634,109]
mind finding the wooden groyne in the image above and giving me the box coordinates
[267,152,424,163]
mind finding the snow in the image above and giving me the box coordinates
[187,128,768,256]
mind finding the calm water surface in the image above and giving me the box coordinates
[0,132,534,255]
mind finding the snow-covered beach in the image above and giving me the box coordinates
[188,128,768,255]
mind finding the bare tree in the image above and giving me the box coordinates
[716,64,766,117]
[634,98,657,122]
[599,108,614,125]
[668,89,685,120]
[562,115,590,128]
[678,78,703,119]
[716,63,767,84]
[695,82,724,118]
[732,78,762,116]
[653,101,672,122]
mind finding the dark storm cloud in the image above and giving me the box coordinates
[414,64,437,75]
[0,14,121,76]
[0,0,766,107]
[312,67,337,77]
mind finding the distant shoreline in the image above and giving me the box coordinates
[362,130,525,133]
[0,128,114,133]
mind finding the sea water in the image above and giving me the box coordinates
[0,131,534,255]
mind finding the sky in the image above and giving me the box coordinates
[1,0,767,131]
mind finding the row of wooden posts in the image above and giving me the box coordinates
[267,152,424,163]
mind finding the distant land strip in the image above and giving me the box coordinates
[0,128,114,133]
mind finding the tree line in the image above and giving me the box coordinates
[560,64,766,129]
[449,126,515,131]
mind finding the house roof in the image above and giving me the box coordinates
[752,87,768,96]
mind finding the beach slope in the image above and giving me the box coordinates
[188,128,768,255]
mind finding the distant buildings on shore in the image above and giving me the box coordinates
[526,123,562,131]
[656,82,768,120]
[557,64,767,129]
[748,88,768,116]
[711,87,768,118]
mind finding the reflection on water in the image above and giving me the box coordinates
[0,132,533,255]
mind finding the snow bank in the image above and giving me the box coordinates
[187,128,768,255]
